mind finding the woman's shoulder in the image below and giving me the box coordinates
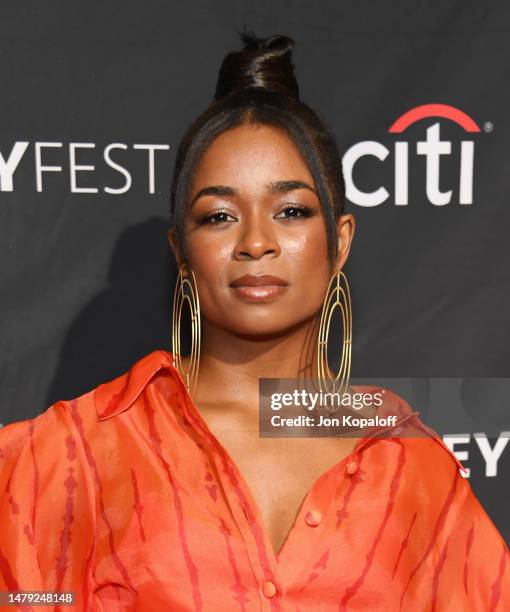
[354,383,469,477]
[358,387,510,547]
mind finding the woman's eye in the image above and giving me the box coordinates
[275,205,313,220]
[200,211,235,224]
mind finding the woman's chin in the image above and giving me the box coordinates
[222,316,310,341]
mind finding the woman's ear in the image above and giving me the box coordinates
[335,213,356,272]
[167,227,184,268]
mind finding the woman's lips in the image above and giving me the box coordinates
[231,285,289,301]
[229,274,289,302]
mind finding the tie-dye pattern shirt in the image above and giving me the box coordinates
[1,349,509,611]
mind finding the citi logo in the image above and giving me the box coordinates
[343,104,483,207]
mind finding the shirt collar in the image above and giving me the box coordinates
[95,349,176,420]
[93,351,415,427]
[94,351,465,474]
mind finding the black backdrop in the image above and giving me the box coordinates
[1,2,509,544]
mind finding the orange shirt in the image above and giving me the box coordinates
[1,349,509,611]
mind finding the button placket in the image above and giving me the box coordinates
[173,363,283,603]
[193,436,280,595]
[277,491,335,589]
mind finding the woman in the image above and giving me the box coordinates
[1,31,509,611]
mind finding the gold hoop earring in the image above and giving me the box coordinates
[316,269,352,395]
[172,264,201,397]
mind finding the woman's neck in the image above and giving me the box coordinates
[189,315,324,410]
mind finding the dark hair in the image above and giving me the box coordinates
[169,28,346,267]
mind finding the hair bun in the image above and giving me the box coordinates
[214,29,300,101]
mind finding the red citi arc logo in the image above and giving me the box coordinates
[343,104,482,207]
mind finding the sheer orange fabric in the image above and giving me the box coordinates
[1,349,509,611]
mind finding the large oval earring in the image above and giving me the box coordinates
[316,269,352,396]
[172,264,201,397]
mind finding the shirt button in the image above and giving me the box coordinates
[262,580,277,598]
[345,460,358,475]
[305,510,322,527]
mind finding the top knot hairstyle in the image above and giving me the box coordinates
[214,32,300,100]
[169,28,346,267]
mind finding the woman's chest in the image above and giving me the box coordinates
[217,431,362,554]
[88,426,434,610]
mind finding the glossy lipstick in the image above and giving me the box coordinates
[229,274,289,302]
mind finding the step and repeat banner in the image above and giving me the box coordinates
[1,3,509,544]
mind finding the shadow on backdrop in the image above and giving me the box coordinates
[44,217,184,407]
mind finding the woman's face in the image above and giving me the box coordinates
[169,123,354,339]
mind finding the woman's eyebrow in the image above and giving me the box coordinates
[189,179,317,207]
[190,186,236,207]
[267,179,317,196]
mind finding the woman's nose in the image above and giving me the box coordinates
[233,214,281,260]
